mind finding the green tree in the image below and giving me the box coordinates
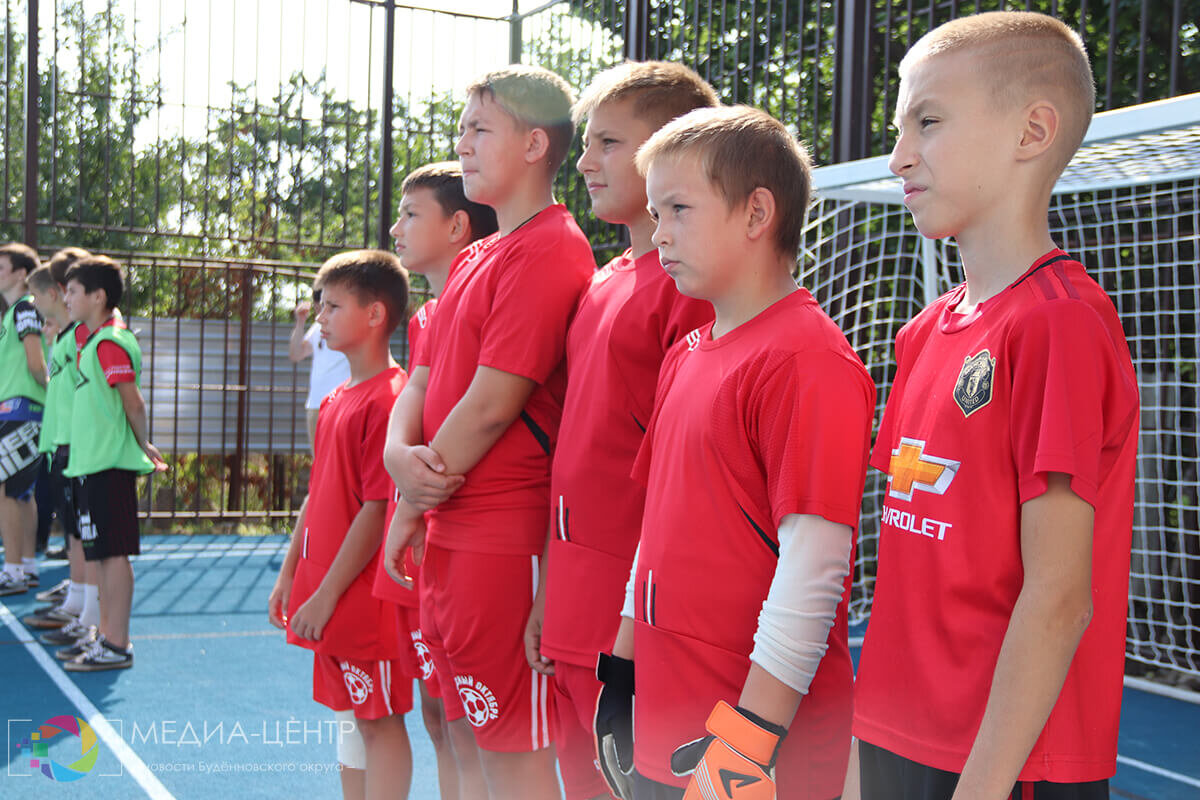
[557,0,1200,163]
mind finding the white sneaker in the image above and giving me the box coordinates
[0,571,28,596]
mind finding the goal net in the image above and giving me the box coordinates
[806,93,1200,688]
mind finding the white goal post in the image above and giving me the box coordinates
[805,93,1200,690]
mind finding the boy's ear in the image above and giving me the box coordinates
[1015,100,1060,162]
[448,209,471,246]
[744,186,778,244]
[368,298,387,328]
[523,126,552,167]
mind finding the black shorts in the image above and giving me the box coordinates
[858,741,1108,800]
[0,419,43,499]
[77,469,141,561]
[49,447,79,539]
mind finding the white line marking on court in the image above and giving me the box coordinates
[1117,754,1200,788]
[0,603,176,800]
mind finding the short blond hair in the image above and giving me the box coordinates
[466,66,575,173]
[636,105,812,256]
[571,60,719,129]
[902,11,1094,174]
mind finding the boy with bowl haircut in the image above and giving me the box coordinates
[854,12,1139,800]
[520,60,718,800]
[382,65,595,799]
[377,160,498,800]
[597,105,875,800]
[61,255,166,671]
[0,242,48,596]
[269,249,414,799]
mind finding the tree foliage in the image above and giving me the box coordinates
[563,0,1200,162]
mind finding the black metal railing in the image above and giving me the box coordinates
[0,0,1195,524]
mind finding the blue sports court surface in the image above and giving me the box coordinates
[2,534,1198,799]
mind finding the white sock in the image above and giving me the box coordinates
[61,581,85,615]
[3,563,22,580]
[22,557,37,578]
[79,584,100,628]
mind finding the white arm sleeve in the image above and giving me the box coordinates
[621,543,640,620]
[749,513,852,696]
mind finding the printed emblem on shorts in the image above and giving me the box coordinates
[340,662,374,706]
[77,511,98,542]
[954,349,995,417]
[455,675,499,728]
[411,631,435,681]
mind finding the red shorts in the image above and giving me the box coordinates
[403,605,442,699]
[553,659,610,800]
[312,653,414,720]
[419,543,554,752]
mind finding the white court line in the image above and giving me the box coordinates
[1117,754,1200,788]
[0,603,175,800]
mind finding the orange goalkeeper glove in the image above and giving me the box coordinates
[670,701,787,800]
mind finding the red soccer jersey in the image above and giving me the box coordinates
[288,365,408,659]
[853,251,1139,782]
[407,298,438,371]
[630,289,875,796]
[372,301,442,608]
[541,249,712,668]
[79,317,136,386]
[414,204,594,555]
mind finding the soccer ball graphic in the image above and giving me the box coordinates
[413,640,435,681]
[457,681,498,728]
[341,665,373,705]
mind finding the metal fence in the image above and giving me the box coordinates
[1,0,1196,525]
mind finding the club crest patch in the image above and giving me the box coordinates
[954,350,995,417]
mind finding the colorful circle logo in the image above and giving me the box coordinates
[18,715,100,781]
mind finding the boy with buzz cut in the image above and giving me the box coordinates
[0,242,48,597]
[60,255,165,671]
[519,60,717,800]
[854,12,1139,800]
[376,159,497,800]
[595,105,876,800]
[382,65,594,800]
[24,248,98,642]
[268,249,413,800]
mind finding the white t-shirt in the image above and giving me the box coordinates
[303,324,351,410]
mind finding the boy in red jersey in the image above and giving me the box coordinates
[377,160,497,800]
[382,65,595,800]
[853,12,1139,800]
[596,105,876,800]
[520,61,717,800]
[268,249,413,800]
